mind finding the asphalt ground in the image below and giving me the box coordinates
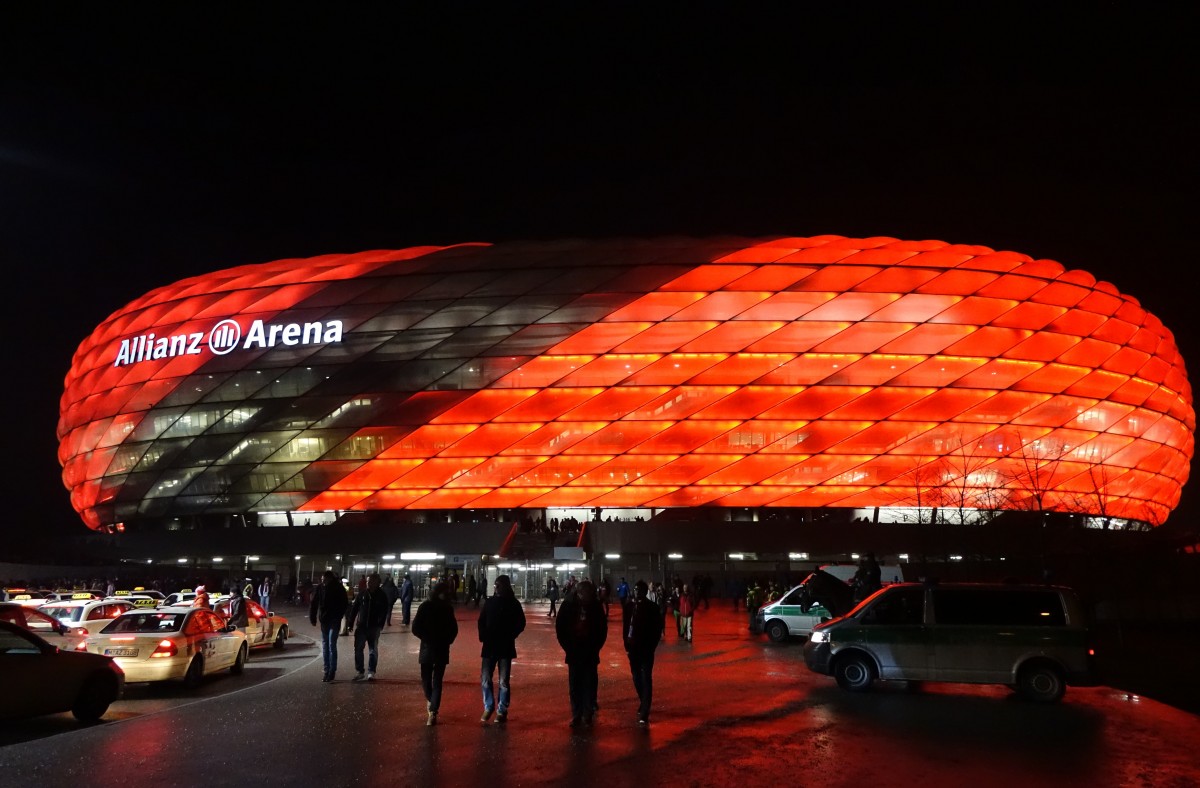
[1,600,1198,787]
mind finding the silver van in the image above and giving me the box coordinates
[803,582,1095,702]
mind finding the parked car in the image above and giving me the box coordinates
[213,597,290,650]
[40,598,137,635]
[804,582,1096,702]
[0,602,89,651]
[0,621,125,722]
[86,606,248,688]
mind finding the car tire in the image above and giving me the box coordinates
[183,656,204,689]
[765,619,789,643]
[72,674,117,721]
[231,643,247,674]
[1017,662,1065,703]
[834,653,876,692]
[273,625,288,650]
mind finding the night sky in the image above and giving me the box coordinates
[4,5,1197,542]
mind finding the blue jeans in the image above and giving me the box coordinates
[320,621,340,677]
[354,626,382,673]
[481,656,512,714]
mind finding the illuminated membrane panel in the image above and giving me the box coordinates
[59,236,1194,530]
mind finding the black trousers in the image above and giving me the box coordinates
[567,661,598,720]
[627,650,655,718]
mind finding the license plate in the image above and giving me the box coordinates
[105,647,138,657]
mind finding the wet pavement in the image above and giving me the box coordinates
[2,600,1198,787]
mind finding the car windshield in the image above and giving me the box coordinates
[101,612,186,634]
[44,606,84,623]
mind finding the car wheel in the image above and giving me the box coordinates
[72,674,117,721]
[230,643,247,674]
[1017,663,1065,703]
[765,619,789,643]
[834,654,876,692]
[183,656,204,689]
[273,625,288,650]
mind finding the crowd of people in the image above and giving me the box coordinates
[307,569,689,727]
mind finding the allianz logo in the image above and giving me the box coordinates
[113,318,343,367]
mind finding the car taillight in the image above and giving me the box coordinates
[150,639,177,658]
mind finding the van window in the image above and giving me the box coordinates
[862,587,923,626]
[932,589,1065,627]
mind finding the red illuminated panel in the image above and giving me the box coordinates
[56,236,1192,529]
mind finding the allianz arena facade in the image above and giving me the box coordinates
[59,236,1194,533]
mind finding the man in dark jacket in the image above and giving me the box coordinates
[555,579,607,728]
[226,584,249,629]
[399,573,415,627]
[412,581,458,726]
[381,574,399,626]
[623,580,663,725]
[347,572,389,681]
[309,571,349,682]
[477,574,526,723]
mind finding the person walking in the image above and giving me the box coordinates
[546,576,559,618]
[412,580,458,725]
[477,574,526,723]
[622,580,663,725]
[382,574,399,627]
[347,572,388,681]
[555,579,607,728]
[466,573,478,607]
[399,573,415,627]
[678,583,696,643]
[257,576,272,610]
[309,571,349,682]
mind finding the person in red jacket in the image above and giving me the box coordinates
[678,583,696,643]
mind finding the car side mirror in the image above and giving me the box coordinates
[224,623,238,633]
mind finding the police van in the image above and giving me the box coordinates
[757,563,904,643]
[803,582,1095,702]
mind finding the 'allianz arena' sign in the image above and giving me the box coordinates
[112,318,344,367]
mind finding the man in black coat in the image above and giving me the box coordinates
[622,580,663,725]
[412,580,458,725]
[309,571,349,682]
[477,574,526,723]
[347,572,389,681]
[555,579,608,728]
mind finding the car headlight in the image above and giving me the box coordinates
[809,629,829,643]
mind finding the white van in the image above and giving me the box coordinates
[757,563,905,643]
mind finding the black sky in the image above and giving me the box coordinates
[4,4,1197,539]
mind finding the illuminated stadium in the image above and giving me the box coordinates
[59,236,1194,551]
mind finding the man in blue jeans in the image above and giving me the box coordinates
[347,572,389,680]
[477,574,526,723]
[309,570,349,682]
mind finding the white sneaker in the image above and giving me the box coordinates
[366,671,375,681]
[353,671,366,681]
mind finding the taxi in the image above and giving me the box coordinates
[213,597,290,650]
[86,606,248,688]
[0,602,89,651]
[108,589,165,609]
[2,589,55,607]
[41,596,137,635]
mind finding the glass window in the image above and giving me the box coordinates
[862,587,924,626]
[933,589,1065,626]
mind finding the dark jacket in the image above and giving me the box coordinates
[622,597,663,655]
[400,578,414,603]
[412,597,458,664]
[555,596,608,665]
[478,593,526,659]
[227,593,249,628]
[310,581,349,627]
[382,578,399,604]
[349,587,389,630]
